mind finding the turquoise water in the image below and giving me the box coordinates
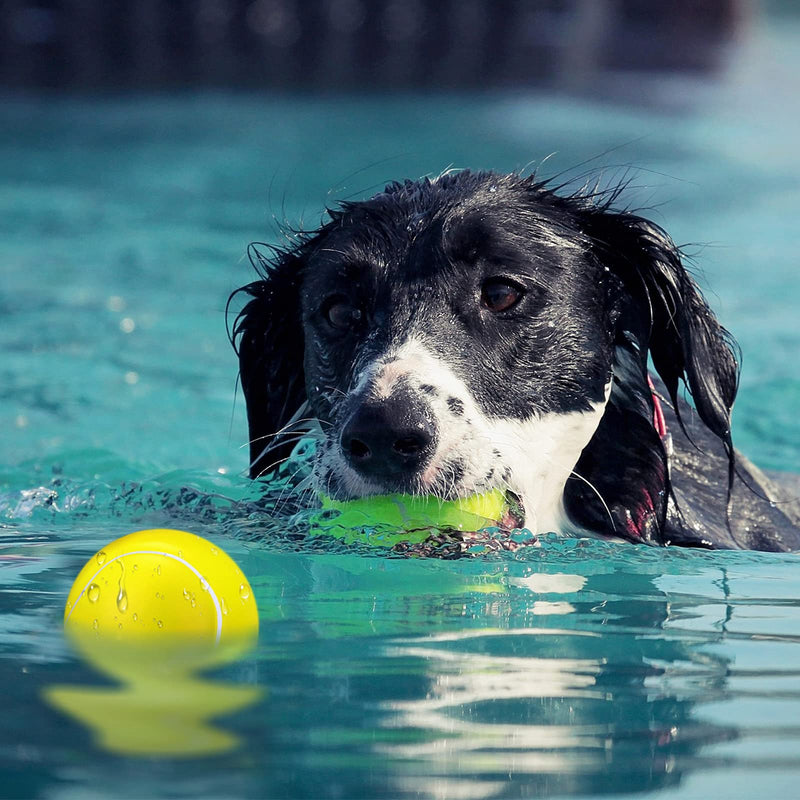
[3,17,800,800]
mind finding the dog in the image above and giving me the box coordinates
[230,170,800,551]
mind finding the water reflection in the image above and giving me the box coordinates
[12,534,798,798]
[43,629,262,757]
[359,565,738,798]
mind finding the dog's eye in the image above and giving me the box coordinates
[481,279,524,313]
[323,297,362,331]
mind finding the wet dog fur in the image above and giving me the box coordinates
[230,170,800,551]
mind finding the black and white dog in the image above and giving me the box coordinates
[230,170,800,551]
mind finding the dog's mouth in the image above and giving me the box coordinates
[500,491,525,530]
[392,493,535,557]
[387,490,534,558]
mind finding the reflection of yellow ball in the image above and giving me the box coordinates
[64,529,258,645]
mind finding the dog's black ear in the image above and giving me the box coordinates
[564,205,740,543]
[584,209,740,454]
[229,244,307,478]
[566,376,669,543]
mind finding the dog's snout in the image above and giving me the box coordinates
[341,391,437,481]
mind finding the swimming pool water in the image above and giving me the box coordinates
[2,15,800,800]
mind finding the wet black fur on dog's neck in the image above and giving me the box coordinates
[230,170,800,551]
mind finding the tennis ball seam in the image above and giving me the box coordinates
[66,550,224,644]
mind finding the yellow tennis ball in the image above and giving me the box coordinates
[317,488,510,534]
[64,529,258,646]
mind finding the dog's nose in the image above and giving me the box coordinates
[341,392,437,480]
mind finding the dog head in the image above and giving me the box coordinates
[230,171,738,542]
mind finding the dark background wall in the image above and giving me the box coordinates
[0,0,749,91]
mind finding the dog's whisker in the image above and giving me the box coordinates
[243,426,319,451]
[568,470,616,533]
[272,464,315,516]
[242,418,322,451]
[247,432,320,473]
[252,452,297,479]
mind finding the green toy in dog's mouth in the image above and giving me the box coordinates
[312,489,529,553]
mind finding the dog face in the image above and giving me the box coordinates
[299,176,616,531]
[232,171,738,542]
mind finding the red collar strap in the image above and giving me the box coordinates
[648,376,668,439]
